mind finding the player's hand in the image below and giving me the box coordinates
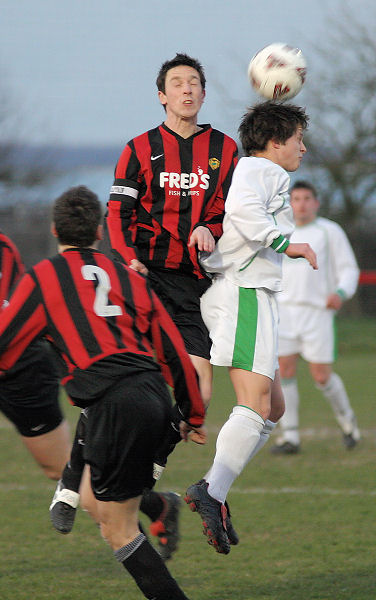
[285,243,318,270]
[179,421,207,445]
[326,293,343,310]
[129,258,148,275]
[188,226,215,252]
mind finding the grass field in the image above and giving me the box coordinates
[1,317,375,600]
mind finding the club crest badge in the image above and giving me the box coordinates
[209,158,220,170]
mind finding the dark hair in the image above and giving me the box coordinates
[290,180,318,197]
[156,52,206,93]
[239,101,309,156]
[53,186,102,247]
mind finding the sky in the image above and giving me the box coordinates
[0,0,343,149]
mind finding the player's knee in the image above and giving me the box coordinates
[313,372,330,387]
[279,365,296,379]
[40,464,62,480]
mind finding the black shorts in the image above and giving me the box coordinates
[147,269,211,360]
[83,370,172,502]
[0,341,63,437]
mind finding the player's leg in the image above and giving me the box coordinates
[186,285,277,553]
[0,345,71,481]
[21,419,70,480]
[304,308,360,449]
[309,362,360,448]
[197,366,280,548]
[189,354,212,407]
[97,497,190,600]
[87,374,189,599]
[271,354,301,454]
[50,412,87,533]
[51,418,183,559]
[248,369,285,459]
[186,369,270,554]
[141,271,212,558]
[209,368,271,500]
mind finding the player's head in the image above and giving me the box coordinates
[52,186,103,247]
[290,180,320,225]
[290,180,317,198]
[156,53,206,93]
[157,53,206,116]
[239,101,309,170]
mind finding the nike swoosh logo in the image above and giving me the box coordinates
[31,424,46,432]
[151,153,164,161]
[95,487,108,495]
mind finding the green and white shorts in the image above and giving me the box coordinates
[200,275,279,379]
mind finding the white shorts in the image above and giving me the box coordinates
[200,276,279,379]
[278,303,336,364]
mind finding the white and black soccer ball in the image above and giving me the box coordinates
[248,43,307,101]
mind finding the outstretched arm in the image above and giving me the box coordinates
[285,242,318,270]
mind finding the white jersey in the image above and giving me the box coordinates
[200,156,294,292]
[278,217,359,308]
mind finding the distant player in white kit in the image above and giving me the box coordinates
[185,102,318,554]
[272,180,360,454]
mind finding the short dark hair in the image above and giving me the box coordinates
[290,180,318,197]
[239,101,309,156]
[53,186,102,247]
[156,52,206,93]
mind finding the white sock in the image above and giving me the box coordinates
[204,419,277,481]
[277,378,300,445]
[206,405,264,504]
[316,372,355,434]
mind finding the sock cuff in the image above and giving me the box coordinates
[263,419,277,434]
[114,533,146,562]
[53,487,80,508]
[281,376,297,386]
[232,405,265,426]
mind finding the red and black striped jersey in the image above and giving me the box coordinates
[106,123,238,278]
[0,248,204,426]
[0,231,24,305]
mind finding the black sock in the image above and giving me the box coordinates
[61,416,86,492]
[140,490,164,522]
[115,534,189,600]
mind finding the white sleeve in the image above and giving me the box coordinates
[328,222,359,300]
[226,160,290,249]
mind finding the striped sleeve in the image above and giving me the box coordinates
[0,272,47,370]
[149,289,205,427]
[106,142,141,265]
[0,234,25,305]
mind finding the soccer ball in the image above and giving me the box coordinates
[248,43,307,101]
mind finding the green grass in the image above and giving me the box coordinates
[1,317,375,600]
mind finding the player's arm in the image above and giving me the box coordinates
[0,235,25,305]
[149,289,206,432]
[327,224,360,306]
[284,242,318,270]
[0,272,47,371]
[106,143,145,268]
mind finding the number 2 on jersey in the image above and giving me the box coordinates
[81,265,123,317]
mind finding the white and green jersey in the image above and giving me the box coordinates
[278,217,359,308]
[200,156,294,292]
